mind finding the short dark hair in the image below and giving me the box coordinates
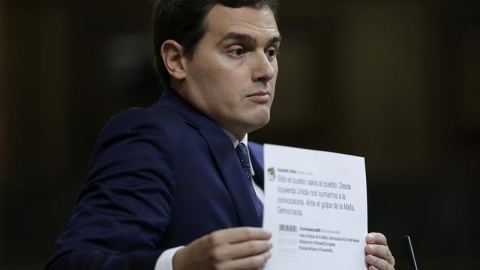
[152,0,279,87]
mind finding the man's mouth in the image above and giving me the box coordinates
[246,91,270,103]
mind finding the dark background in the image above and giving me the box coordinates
[1,0,480,269]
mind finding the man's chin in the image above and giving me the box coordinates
[245,115,271,133]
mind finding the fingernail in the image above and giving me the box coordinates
[368,245,376,253]
[367,255,376,263]
[367,234,375,242]
[266,252,272,258]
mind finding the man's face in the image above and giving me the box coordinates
[178,4,280,139]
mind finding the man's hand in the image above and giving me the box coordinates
[173,227,272,270]
[365,232,396,270]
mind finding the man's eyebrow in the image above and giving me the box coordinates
[268,35,282,46]
[219,32,282,46]
[219,32,256,44]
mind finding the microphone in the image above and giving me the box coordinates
[404,235,422,270]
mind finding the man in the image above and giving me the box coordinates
[45,0,396,270]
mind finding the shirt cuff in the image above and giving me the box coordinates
[154,246,185,270]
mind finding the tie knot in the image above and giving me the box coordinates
[235,143,250,168]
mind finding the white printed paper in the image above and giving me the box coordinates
[263,144,368,270]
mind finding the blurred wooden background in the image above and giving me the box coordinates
[1,0,479,269]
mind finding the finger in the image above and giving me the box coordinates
[213,227,272,245]
[366,254,395,270]
[220,240,272,260]
[218,251,271,270]
[366,232,387,245]
[365,244,395,266]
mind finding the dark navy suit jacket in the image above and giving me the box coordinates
[44,89,265,270]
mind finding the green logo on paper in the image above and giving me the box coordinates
[267,167,275,181]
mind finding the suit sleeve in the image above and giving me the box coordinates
[44,109,177,270]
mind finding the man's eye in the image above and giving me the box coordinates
[230,48,246,56]
[266,49,279,59]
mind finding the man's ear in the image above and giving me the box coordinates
[161,40,187,80]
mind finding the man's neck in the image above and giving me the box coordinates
[169,83,249,142]
[221,128,248,148]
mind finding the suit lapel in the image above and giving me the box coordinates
[158,88,263,227]
[199,121,263,227]
[249,143,264,190]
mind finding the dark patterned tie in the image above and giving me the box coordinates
[235,143,264,223]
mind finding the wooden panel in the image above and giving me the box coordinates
[0,0,5,182]
[0,0,5,265]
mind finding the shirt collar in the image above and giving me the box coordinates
[221,128,248,148]
[221,129,254,176]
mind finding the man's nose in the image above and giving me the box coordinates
[252,51,276,83]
